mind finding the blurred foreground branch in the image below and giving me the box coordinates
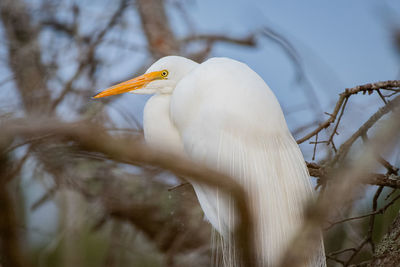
[0,151,30,267]
[1,118,255,266]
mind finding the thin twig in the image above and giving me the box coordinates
[361,134,399,175]
[367,186,384,254]
[344,238,369,266]
[181,34,256,47]
[328,94,400,166]
[312,132,318,160]
[328,248,357,257]
[326,254,346,265]
[297,80,400,144]
[327,96,349,152]
[377,89,388,104]
[326,193,400,230]
[167,182,189,191]
[385,188,397,200]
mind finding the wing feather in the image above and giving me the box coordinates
[171,57,326,267]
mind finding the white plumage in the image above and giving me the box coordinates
[94,56,326,267]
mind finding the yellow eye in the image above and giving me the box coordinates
[161,70,169,78]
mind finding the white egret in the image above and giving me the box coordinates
[94,56,326,267]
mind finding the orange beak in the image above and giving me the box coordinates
[93,71,162,98]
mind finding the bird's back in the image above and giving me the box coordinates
[170,57,326,266]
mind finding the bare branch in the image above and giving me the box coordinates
[297,80,400,144]
[329,94,400,166]
[0,0,51,113]
[0,145,31,267]
[307,162,400,189]
[279,107,400,267]
[136,0,180,58]
[181,34,256,47]
[325,190,399,231]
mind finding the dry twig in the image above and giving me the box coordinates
[297,80,400,145]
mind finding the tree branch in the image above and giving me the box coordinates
[1,118,255,267]
[0,0,51,113]
[181,34,256,47]
[136,0,180,58]
[297,80,400,144]
[279,107,400,267]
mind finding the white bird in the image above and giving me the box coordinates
[94,56,326,267]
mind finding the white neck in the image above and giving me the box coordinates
[143,94,184,153]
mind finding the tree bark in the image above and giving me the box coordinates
[370,212,400,266]
[136,0,180,58]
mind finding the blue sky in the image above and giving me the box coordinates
[108,0,400,159]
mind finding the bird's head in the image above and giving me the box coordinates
[93,56,198,98]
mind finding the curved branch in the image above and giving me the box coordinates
[1,119,255,266]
